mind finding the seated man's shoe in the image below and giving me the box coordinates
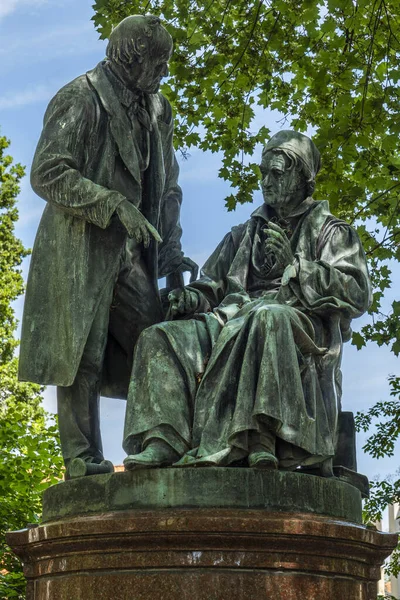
[124,439,179,471]
[173,454,197,468]
[248,450,278,470]
[248,431,278,470]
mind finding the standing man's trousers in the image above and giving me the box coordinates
[57,241,164,466]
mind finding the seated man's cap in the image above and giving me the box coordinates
[263,130,321,179]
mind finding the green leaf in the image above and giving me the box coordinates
[352,331,366,350]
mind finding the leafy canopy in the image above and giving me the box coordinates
[92,0,400,356]
[0,134,63,600]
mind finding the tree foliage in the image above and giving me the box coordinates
[356,374,400,578]
[356,375,400,461]
[0,135,63,600]
[92,0,400,355]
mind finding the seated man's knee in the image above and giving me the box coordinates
[137,320,189,347]
[253,304,290,327]
[137,322,165,344]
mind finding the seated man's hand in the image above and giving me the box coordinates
[265,221,294,269]
[116,200,162,247]
[168,288,200,318]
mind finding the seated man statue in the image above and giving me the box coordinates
[123,130,371,473]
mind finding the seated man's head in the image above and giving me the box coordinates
[260,131,321,217]
[106,15,173,94]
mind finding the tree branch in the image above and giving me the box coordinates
[187,0,219,43]
[366,230,400,256]
[239,12,280,168]
[350,182,400,224]
[205,0,265,111]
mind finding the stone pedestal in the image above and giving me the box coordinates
[7,469,398,600]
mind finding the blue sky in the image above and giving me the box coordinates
[1,0,399,479]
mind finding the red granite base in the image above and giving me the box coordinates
[7,509,397,600]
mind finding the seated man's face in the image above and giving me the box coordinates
[260,150,307,214]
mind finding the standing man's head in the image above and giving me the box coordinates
[260,130,321,216]
[106,15,173,94]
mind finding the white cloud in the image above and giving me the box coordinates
[0,21,93,57]
[0,82,56,110]
[0,0,49,20]
[0,1,18,19]
[0,21,103,74]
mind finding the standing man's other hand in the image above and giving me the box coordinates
[116,200,162,247]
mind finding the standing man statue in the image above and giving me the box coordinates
[18,15,197,478]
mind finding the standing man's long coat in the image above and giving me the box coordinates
[19,61,184,397]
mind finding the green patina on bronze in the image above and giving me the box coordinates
[19,8,371,485]
[18,15,197,473]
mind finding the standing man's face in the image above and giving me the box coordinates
[118,42,172,94]
[135,47,171,94]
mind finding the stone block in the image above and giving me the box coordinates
[41,467,362,523]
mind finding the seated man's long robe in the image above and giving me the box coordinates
[123,198,371,468]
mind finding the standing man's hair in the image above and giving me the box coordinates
[106,15,173,65]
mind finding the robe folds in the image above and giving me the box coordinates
[19,61,184,396]
[123,199,372,467]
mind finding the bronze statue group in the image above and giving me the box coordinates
[19,15,371,479]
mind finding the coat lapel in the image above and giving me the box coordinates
[86,62,142,187]
[138,96,166,287]
[144,94,165,226]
